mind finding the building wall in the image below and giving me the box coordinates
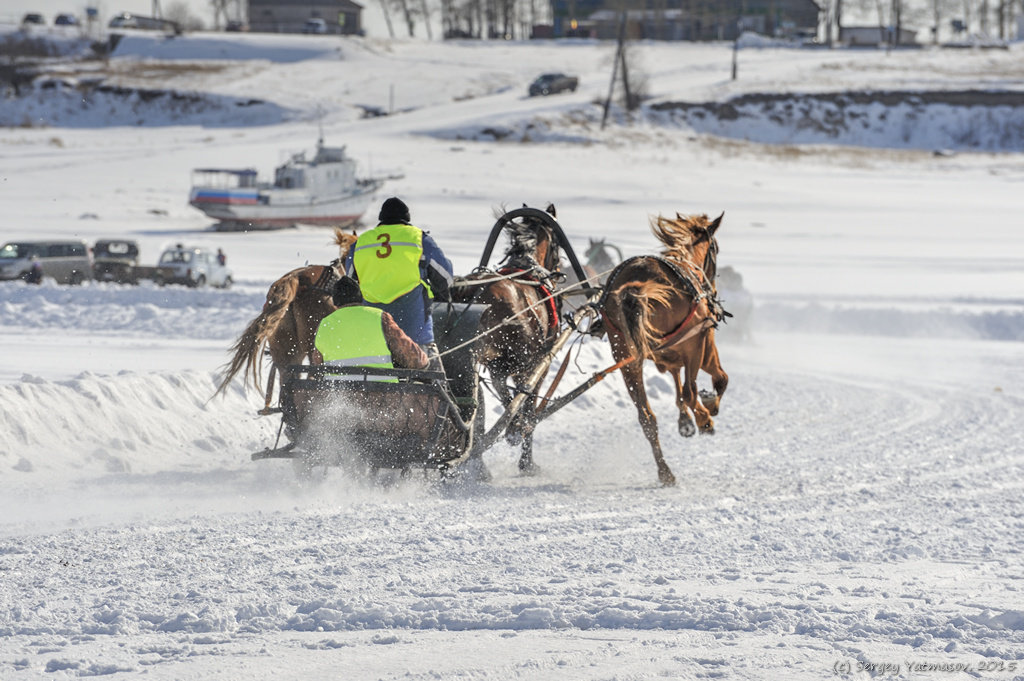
[248,0,362,34]
[840,25,918,45]
[562,0,820,41]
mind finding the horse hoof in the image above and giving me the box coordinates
[445,458,492,484]
[518,459,540,477]
[678,416,696,438]
[659,471,677,487]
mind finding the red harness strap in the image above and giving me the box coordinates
[498,267,560,333]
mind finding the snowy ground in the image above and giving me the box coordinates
[1,32,1023,679]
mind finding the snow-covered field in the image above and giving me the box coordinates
[1,30,1023,679]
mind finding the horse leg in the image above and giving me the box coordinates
[670,368,696,438]
[681,359,715,435]
[699,332,729,416]
[619,358,676,486]
[516,394,540,475]
[488,367,523,447]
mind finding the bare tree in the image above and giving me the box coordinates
[379,0,397,37]
[419,0,434,38]
[209,0,229,29]
[165,0,205,30]
[396,0,417,36]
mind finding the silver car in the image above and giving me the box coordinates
[0,240,91,285]
[155,244,232,288]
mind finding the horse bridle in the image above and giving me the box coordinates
[703,234,719,287]
[309,260,342,296]
[501,219,563,287]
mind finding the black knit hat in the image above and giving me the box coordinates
[331,276,362,307]
[378,197,411,224]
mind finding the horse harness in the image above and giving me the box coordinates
[496,266,562,334]
[597,254,729,352]
[457,263,562,335]
[260,261,341,314]
[310,259,343,296]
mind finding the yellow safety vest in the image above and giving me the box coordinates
[352,223,428,304]
[314,306,396,383]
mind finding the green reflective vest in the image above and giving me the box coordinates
[352,223,428,304]
[314,306,396,382]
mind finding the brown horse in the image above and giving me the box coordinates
[450,205,564,474]
[599,213,729,486]
[214,229,357,407]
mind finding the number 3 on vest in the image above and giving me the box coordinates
[375,232,392,259]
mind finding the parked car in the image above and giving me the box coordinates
[92,238,140,284]
[21,13,45,26]
[108,12,138,27]
[0,239,91,285]
[528,73,579,97]
[302,18,327,34]
[54,13,80,26]
[155,244,232,288]
[225,20,247,32]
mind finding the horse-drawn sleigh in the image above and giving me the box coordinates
[216,205,731,486]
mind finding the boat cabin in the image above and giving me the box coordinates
[189,168,261,206]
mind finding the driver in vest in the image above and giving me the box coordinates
[313,276,428,381]
[345,197,454,367]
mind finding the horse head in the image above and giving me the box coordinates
[653,212,724,287]
[502,203,560,274]
[333,228,357,261]
[692,212,723,287]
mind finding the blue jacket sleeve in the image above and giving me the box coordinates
[421,232,454,297]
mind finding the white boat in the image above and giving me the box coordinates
[189,141,388,230]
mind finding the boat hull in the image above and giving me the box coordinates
[190,181,381,229]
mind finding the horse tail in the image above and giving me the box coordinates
[214,274,300,397]
[605,280,674,361]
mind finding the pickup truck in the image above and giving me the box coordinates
[528,73,579,97]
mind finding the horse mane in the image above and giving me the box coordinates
[333,228,357,260]
[493,204,559,271]
[650,213,711,262]
[504,222,541,267]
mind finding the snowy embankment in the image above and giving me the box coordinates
[429,89,1024,152]
[6,30,1024,153]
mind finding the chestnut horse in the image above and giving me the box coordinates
[599,213,729,486]
[214,229,357,407]
[450,205,564,474]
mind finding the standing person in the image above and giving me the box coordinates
[216,248,226,267]
[313,276,428,380]
[25,256,43,285]
[345,197,454,366]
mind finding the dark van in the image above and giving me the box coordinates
[0,240,92,285]
[93,239,141,284]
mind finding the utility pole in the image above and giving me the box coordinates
[732,25,739,80]
[601,11,627,129]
